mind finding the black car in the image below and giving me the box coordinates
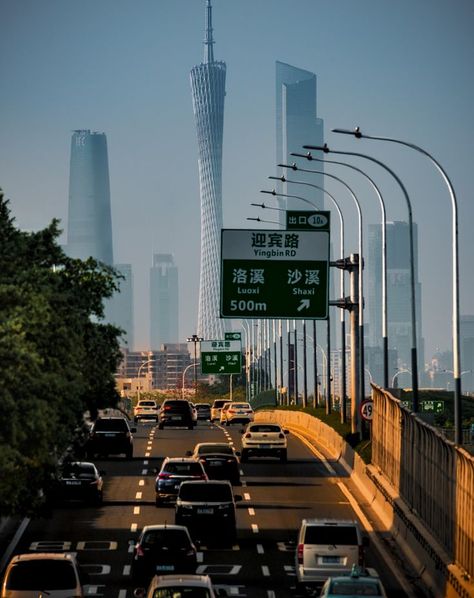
[158,399,195,430]
[187,442,241,485]
[195,403,211,420]
[86,416,135,459]
[131,524,197,584]
[155,457,208,506]
[175,480,241,544]
[53,461,104,504]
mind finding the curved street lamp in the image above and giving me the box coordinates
[136,359,155,402]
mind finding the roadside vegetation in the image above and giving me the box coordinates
[0,192,123,517]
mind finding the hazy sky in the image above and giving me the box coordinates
[1,0,473,361]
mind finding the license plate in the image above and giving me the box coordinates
[65,480,81,486]
[156,565,174,571]
[171,416,182,421]
[197,507,213,514]
[321,556,341,564]
[104,433,116,437]
[208,461,222,466]
[259,444,271,449]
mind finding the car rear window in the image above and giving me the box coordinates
[94,418,129,431]
[179,483,232,502]
[142,529,190,549]
[62,463,95,478]
[249,424,281,433]
[139,401,156,407]
[165,462,204,475]
[6,560,77,590]
[231,403,250,408]
[304,525,359,545]
[198,445,233,455]
[329,580,382,595]
[212,400,227,408]
[162,401,191,411]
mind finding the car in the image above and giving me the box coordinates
[158,399,195,430]
[210,399,229,422]
[319,566,388,597]
[220,401,254,425]
[131,524,197,585]
[195,403,211,420]
[295,519,369,592]
[53,461,104,504]
[240,422,289,462]
[134,574,222,598]
[187,442,241,485]
[134,400,159,423]
[218,402,232,425]
[175,480,241,544]
[1,552,86,598]
[86,416,136,459]
[155,457,208,505]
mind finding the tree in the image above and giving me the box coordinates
[0,192,122,516]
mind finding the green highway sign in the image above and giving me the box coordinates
[201,340,242,375]
[286,210,330,231]
[225,332,242,341]
[401,400,445,414]
[220,228,330,319]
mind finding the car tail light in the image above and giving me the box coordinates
[158,473,171,479]
[297,543,304,564]
[279,432,285,439]
[244,433,252,438]
[126,432,131,438]
[135,544,145,558]
[89,480,99,486]
[226,458,234,463]
[228,409,236,414]
[164,405,172,411]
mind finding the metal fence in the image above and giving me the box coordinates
[372,385,474,580]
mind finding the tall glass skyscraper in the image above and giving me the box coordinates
[67,129,113,265]
[276,61,325,223]
[190,0,227,340]
[150,254,179,350]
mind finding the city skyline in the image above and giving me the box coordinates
[1,0,474,361]
[150,253,179,350]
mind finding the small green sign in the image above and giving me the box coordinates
[401,400,445,413]
[286,210,330,231]
[200,339,242,375]
[225,332,242,341]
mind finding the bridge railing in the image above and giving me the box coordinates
[372,385,474,580]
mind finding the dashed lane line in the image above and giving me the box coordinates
[133,507,140,515]
[257,544,264,554]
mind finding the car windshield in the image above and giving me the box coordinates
[179,484,232,502]
[164,463,204,475]
[248,425,281,433]
[141,529,190,549]
[6,560,77,590]
[94,418,128,431]
[61,463,95,478]
[152,589,211,598]
[304,525,358,545]
[329,580,382,595]
[198,445,233,455]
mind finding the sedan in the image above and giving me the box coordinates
[187,442,241,485]
[195,403,211,420]
[220,402,254,426]
[135,574,221,598]
[319,567,388,597]
[155,457,208,505]
[53,461,104,504]
[131,525,197,585]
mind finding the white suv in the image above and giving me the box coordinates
[295,519,368,592]
[240,422,289,462]
[134,400,158,423]
[220,402,254,426]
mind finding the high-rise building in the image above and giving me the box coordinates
[190,0,227,340]
[276,61,325,223]
[106,264,134,349]
[460,315,474,392]
[367,221,424,384]
[150,254,179,350]
[67,130,113,265]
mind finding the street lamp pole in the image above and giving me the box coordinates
[186,335,203,395]
[182,361,198,399]
[137,359,155,402]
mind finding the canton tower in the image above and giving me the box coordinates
[190,0,227,340]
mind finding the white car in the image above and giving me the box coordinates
[220,402,254,426]
[135,574,223,598]
[240,422,289,462]
[134,400,159,423]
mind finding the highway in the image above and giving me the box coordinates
[8,419,412,597]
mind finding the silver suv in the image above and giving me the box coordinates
[295,519,369,591]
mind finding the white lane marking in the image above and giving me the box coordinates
[128,542,135,553]
[122,565,131,575]
[289,427,336,475]
[133,507,140,515]
[136,491,142,499]
[337,482,417,597]
[145,452,150,457]
[142,469,148,475]
[118,590,127,598]
[143,460,149,465]
[262,565,270,576]
[197,552,203,562]
[139,480,145,486]
[267,591,276,597]
[244,493,251,500]
[130,523,138,532]
[251,523,259,533]
[257,543,264,554]
[87,586,98,594]
[248,508,255,516]
[241,480,247,487]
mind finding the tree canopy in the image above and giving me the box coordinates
[0,192,123,516]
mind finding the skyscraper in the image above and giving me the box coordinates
[190,0,227,340]
[106,264,134,349]
[150,254,179,350]
[67,129,113,265]
[276,61,325,222]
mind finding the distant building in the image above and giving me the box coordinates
[190,0,228,340]
[150,254,179,350]
[67,130,113,265]
[460,315,474,392]
[367,221,424,384]
[106,264,134,349]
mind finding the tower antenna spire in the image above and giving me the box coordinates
[203,0,214,63]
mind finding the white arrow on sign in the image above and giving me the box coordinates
[297,299,310,311]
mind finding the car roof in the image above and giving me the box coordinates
[180,479,231,486]
[141,524,189,533]
[302,518,358,526]
[10,553,77,563]
[194,442,232,449]
[152,573,213,587]
[246,421,282,428]
[163,456,200,463]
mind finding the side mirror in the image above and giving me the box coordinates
[284,429,290,434]
[234,494,243,502]
[185,450,192,457]
[133,589,146,598]
[234,450,241,457]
